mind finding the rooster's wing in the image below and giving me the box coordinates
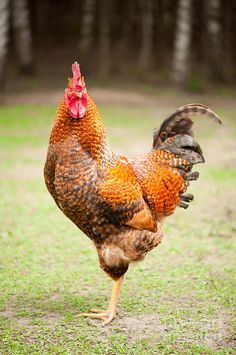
[97,157,157,233]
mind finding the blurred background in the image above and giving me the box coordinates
[0,0,236,93]
[0,1,236,352]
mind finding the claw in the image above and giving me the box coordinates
[180,193,194,202]
[179,201,189,209]
[102,313,115,326]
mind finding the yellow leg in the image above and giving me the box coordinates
[77,276,123,325]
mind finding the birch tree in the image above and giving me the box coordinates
[0,0,10,89]
[138,0,154,70]
[79,0,95,54]
[99,0,110,78]
[171,0,192,84]
[207,0,223,80]
[12,0,33,74]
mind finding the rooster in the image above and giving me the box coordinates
[44,62,221,325]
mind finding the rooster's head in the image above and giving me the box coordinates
[65,62,88,118]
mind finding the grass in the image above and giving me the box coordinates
[0,95,236,354]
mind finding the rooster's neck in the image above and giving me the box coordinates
[49,94,112,161]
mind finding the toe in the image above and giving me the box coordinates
[77,312,108,320]
[102,314,115,326]
[90,308,107,313]
[76,309,116,324]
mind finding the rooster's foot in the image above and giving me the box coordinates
[77,277,123,326]
[77,309,116,325]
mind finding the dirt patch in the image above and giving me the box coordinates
[1,87,236,109]
[89,310,236,350]
[0,309,15,319]
[16,317,32,327]
[0,307,33,328]
[0,301,61,328]
[0,90,62,106]
[96,314,168,342]
[49,294,61,302]
[41,312,62,325]
[0,88,156,106]
[204,315,236,350]
[112,314,168,339]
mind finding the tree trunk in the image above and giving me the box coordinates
[99,0,110,79]
[207,0,223,80]
[0,0,10,90]
[171,0,192,85]
[12,0,33,75]
[79,0,95,54]
[138,0,154,70]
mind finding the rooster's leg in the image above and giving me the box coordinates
[77,276,123,325]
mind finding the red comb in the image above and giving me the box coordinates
[65,62,88,118]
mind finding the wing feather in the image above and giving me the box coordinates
[98,159,156,232]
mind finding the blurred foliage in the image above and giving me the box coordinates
[186,76,205,93]
[0,0,236,90]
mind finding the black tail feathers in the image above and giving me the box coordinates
[153,103,222,150]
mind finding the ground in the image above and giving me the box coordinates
[0,87,236,354]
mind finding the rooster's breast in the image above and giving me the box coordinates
[45,138,107,239]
